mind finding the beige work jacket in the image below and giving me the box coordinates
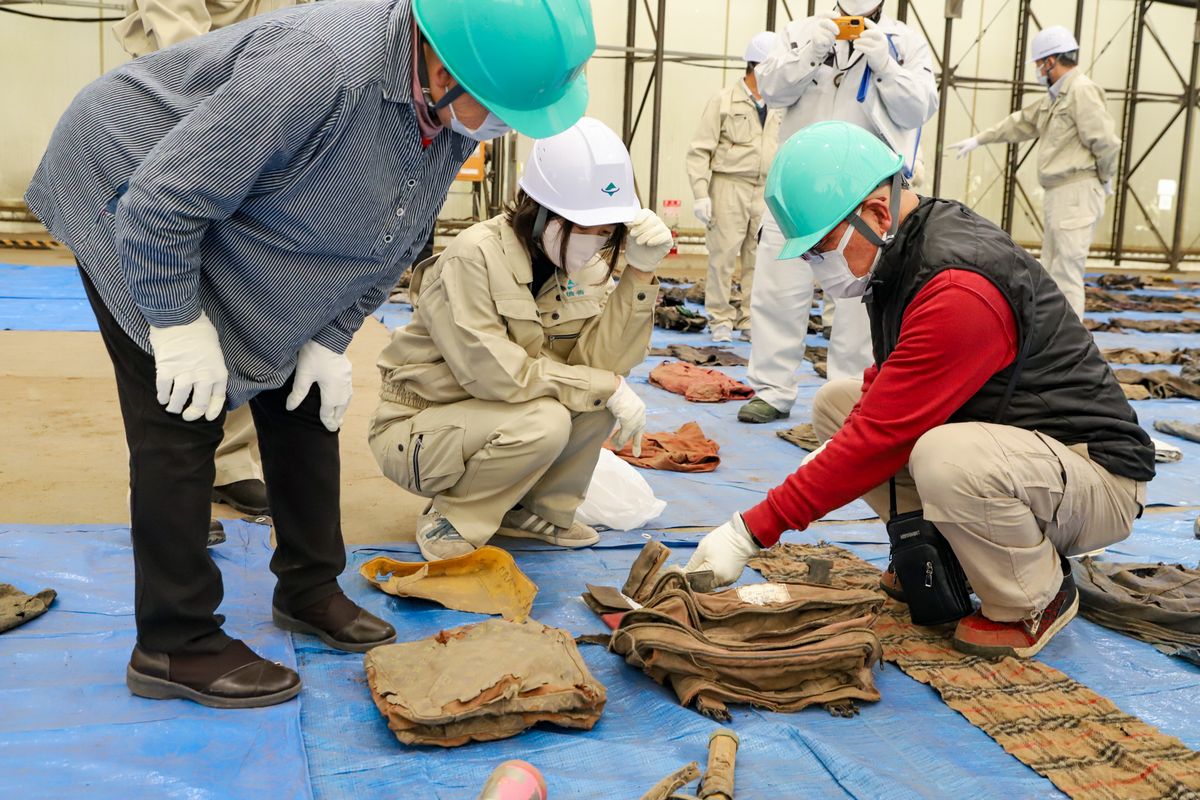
[377,216,659,415]
[976,70,1121,189]
[113,0,307,57]
[686,82,781,199]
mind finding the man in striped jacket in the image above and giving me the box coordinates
[26,0,596,708]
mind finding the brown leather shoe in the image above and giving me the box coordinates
[880,563,906,601]
[273,592,396,653]
[126,640,300,709]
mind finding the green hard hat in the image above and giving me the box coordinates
[413,0,596,139]
[766,121,904,260]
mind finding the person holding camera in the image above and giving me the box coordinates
[687,122,1153,659]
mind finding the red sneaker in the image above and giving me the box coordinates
[952,565,1078,659]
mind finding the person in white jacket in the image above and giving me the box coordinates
[737,0,938,424]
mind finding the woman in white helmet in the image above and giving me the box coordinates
[370,117,672,561]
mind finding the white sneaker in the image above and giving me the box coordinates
[711,324,733,343]
[496,508,599,548]
[415,509,476,561]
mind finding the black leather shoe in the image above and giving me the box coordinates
[208,518,226,547]
[212,479,270,516]
[126,640,300,709]
[273,593,396,653]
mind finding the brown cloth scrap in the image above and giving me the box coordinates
[1113,368,1200,401]
[365,618,606,747]
[655,306,708,333]
[1086,317,1200,335]
[0,584,56,633]
[777,422,820,452]
[583,541,884,721]
[1095,273,1181,291]
[607,422,720,473]
[1102,347,1200,366]
[750,542,1200,799]
[1073,557,1200,667]
[1154,418,1200,445]
[649,361,755,403]
[649,344,748,367]
[1085,288,1200,313]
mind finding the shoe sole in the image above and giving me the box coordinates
[126,666,300,709]
[879,579,906,603]
[737,412,789,424]
[494,526,599,548]
[210,489,269,517]
[953,592,1079,659]
[272,607,397,653]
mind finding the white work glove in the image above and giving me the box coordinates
[624,208,674,273]
[605,376,646,457]
[1102,179,1114,197]
[807,16,839,60]
[855,20,892,73]
[148,311,228,422]
[285,339,353,432]
[685,514,762,588]
[693,197,713,227]
[948,136,980,159]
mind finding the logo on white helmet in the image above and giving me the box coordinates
[601,182,620,197]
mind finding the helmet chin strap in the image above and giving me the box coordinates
[415,33,468,112]
[846,170,903,248]
[533,205,550,240]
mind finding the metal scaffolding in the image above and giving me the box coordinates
[618,0,1200,269]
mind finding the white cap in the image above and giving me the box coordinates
[837,0,883,15]
[1030,26,1080,62]
[744,31,776,63]
[519,117,640,228]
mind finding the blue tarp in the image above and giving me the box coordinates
[0,522,310,800]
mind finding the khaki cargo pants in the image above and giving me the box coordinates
[813,379,1146,621]
[370,396,615,546]
[1043,177,1105,318]
[704,173,765,330]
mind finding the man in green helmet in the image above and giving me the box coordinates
[686,121,1153,659]
[27,0,595,708]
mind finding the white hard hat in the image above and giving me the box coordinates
[744,31,776,63]
[519,117,640,227]
[837,0,882,15]
[1030,26,1079,62]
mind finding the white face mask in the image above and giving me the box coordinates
[803,215,873,299]
[541,219,608,275]
[837,1,882,16]
[1035,59,1053,89]
[449,103,511,142]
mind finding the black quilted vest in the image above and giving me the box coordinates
[865,197,1154,482]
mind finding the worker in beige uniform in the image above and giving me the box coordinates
[371,118,671,561]
[686,31,781,343]
[114,0,308,57]
[949,26,1120,318]
[111,0,311,519]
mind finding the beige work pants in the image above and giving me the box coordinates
[213,404,263,486]
[369,397,615,546]
[812,379,1145,621]
[704,174,765,330]
[1042,177,1105,318]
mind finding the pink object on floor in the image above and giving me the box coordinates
[477,760,548,800]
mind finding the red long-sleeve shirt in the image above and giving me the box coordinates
[742,269,1019,546]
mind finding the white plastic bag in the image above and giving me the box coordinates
[576,449,666,531]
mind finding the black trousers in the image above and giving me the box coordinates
[80,267,346,654]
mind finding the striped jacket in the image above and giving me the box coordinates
[26,0,473,407]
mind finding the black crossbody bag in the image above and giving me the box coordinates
[885,338,1027,626]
